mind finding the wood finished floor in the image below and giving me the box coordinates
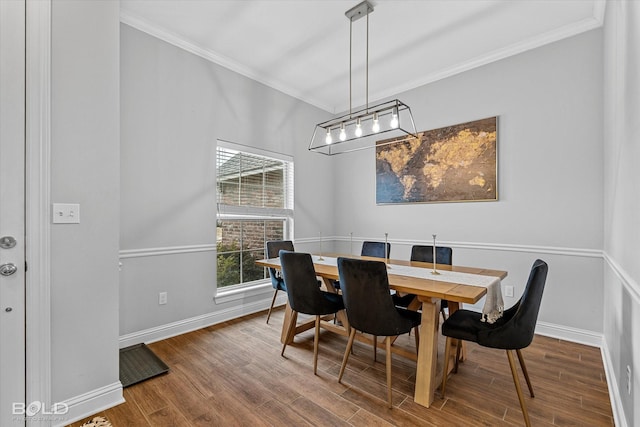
[69,308,614,426]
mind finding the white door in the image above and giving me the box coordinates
[0,0,27,425]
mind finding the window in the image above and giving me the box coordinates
[216,140,294,290]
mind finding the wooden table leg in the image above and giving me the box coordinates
[414,297,440,407]
[280,302,297,344]
[321,277,350,332]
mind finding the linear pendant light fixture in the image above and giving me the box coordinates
[308,1,418,156]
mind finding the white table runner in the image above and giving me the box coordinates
[314,256,504,323]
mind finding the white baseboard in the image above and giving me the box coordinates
[535,322,626,425]
[119,298,603,350]
[119,294,287,348]
[535,321,603,347]
[59,292,285,426]
[601,339,627,427]
[53,382,124,427]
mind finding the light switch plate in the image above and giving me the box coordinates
[52,203,80,224]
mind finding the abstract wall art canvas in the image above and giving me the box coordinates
[376,116,497,204]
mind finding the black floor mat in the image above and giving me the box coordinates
[119,343,169,388]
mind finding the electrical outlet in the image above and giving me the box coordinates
[159,292,167,305]
[627,365,632,395]
[504,285,514,298]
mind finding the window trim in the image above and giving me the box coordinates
[215,140,294,292]
[217,139,293,163]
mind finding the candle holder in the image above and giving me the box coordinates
[431,234,440,275]
[385,232,390,267]
[318,231,324,261]
[349,232,353,255]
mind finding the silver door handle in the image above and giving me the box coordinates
[0,263,17,276]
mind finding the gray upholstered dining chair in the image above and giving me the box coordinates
[264,240,294,324]
[394,245,453,317]
[337,257,421,408]
[440,259,548,427]
[361,241,391,259]
[279,250,345,375]
[333,240,391,290]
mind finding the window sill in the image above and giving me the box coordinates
[214,281,274,305]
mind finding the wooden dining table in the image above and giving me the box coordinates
[255,253,507,408]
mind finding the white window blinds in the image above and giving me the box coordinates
[216,144,293,218]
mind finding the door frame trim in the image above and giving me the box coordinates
[25,0,51,416]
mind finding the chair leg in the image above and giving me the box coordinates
[506,350,532,427]
[281,310,297,357]
[413,326,420,354]
[339,328,357,383]
[453,339,462,373]
[313,315,321,375]
[266,289,279,324]
[440,305,447,322]
[386,337,393,409]
[373,335,378,362]
[516,349,535,397]
[441,336,452,398]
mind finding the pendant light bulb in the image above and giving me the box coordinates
[390,108,399,129]
[339,123,347,141]
[325,128,333,144]
[372,113,380,133]
[355,118,363,137]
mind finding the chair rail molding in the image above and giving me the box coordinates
[119,243,217,259]
[603,251,640,304]
[305,235,602,259]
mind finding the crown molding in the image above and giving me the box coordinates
[371,11,606,106]
[119,11,334,113]
[121,4,605,116]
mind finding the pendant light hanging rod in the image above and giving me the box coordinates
[366,10,369,115]
[308,1,418,155]
[349,18,352,118]
[347,1,372,118]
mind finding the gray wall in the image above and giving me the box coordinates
[51,0,120,408]
[42,2,639,424]
[332,29,604,334]
[603,1,640,425]
[54,3,633,423]
[119,24,333,337]
[119,21,605,341]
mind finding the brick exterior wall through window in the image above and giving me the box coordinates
[216,147,292,288]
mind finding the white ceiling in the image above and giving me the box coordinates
[120,0,604,114]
